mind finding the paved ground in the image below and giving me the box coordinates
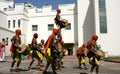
[0,55,120,74]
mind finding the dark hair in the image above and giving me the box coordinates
[2,38,5,41]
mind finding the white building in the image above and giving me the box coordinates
[0,0,77,56]
[0,0,120,56]
[78,0,120,56]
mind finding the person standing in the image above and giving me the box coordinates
[10,29,22,72]
[0,38,8,61]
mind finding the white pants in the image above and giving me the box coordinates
[0,52,5,61]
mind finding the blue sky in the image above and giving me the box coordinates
[14,0,77,9]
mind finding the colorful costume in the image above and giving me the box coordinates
[76,44,87,69]
[10,29,22,72]
[54,8,67,29]
[28,33,43,71]
[36,39,45,67]
[87,34,99,74]
[44,28,61,74]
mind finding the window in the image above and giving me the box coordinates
[4,8,7,11]
[48,24,54,31]
[65,23,71,30]
[32,25,38,31]
[18,19,21,28]
[100,21,107,33]
[99,0,105,8]
[8,20,10,28]
[99,0,107,33]
[13,20,15,28]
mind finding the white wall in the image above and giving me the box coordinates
[106,0,120,56]
[77,0,88,47]
[0,10,7,28]
[98,0,120,56]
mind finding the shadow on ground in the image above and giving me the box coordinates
[80,73,89,74]
[42,71,54,74]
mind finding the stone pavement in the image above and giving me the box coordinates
[0,55,120,74]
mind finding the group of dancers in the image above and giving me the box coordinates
[76,34,105,74]
[9,8,67,74]
[7,8,104,74]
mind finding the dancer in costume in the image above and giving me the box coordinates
[10,29,22,72]
[44,28,60,74]
[37,39,45,67]
[87,34,100,74]
[28,33,43,71]
[76,44,87,70]
[54,8,62,28]
[54,8,68,29]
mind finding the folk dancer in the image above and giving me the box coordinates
[10,29,22,72]
[53,29,64,72]
[28,33,43,71]
[86,34,99,74]
[54,8,62,29]
[44,28,60,74]
[37,39,45,67]
[76,44,87,70]
[54,8,66,71]
[54,8,67,29]
[58,40,65,68]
